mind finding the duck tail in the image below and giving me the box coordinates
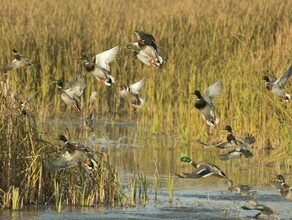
[284,93,291,102]
[85,158,97,171]
[105,75,115,86]
[157,55,163,65]
[73,99,81,111]
[133,98,144,108]
[127,42,140,51]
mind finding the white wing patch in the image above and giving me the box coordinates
[95,46,119,71]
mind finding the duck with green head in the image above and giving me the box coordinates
[1,49,32,73]
[175,156,230,181]
[200,125,255,149]
[263,64,292,102]
[191,80,222,128]
[128,31,163,68]
[44,135,97,171]
[200,125,255,160]
[53,74,86,111]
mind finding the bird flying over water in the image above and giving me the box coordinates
[82,46,119,88]
[53,74,86,111]
[263,64,292,102]
[175,156,230,180]
[44,135,97,171]
[199,125,255,160]
[128,31,163,68]
[119,79,145,112]
[191,80,222,127]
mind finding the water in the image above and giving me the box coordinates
[1,187,291,219]
[1,118,291,219]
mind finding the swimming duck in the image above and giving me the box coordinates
[44,135,97,171]
[175,156,230,180]
[227,180,256,196]
[241,199,279,219]
[1,49,32,73]
[263,64,292,102]
[53,74,86,111]
[119,79,145,111]
[82,46,118,88]
[128,31,163,67]
[200,125,256,150]
[191,80,222,127]
[272,175,292,201]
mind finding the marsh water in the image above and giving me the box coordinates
[1,116,292,219]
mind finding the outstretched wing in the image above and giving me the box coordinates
[135,31,158,52]
[65,74,86,98]
[44,152,78,171]
[220,150,242,161]
[242,134,256,145]
[274,64,292,89]
[129,79,145,94]
[204,80,222,105]
[95,46,119,71]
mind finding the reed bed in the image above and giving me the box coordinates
[0,83,124,211]
[0,0,292,210]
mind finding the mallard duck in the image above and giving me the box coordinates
[271,174,285,189]
[128,31,163,68]
[1,49,32,73]
[227,180,256,196]
[263,64,292,102]
[53,74,86,111]
[272,175,292,201]
[119,79,145,111]
[219,147,253,161]
[200,125,256,150]
[175,156,230,180]
[44,135,97,171]
[191,80,222,127]
[82,46,118,87]
[241,199,279,219]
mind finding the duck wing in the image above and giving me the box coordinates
[274,64,292,89]
[204,80,222,105]
[129,79,145,94]
[95,46,119,71]
[65,74,86,98]
[220,150,242,161]
[135,31,158,52]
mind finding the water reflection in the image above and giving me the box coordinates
[4,116,288,219]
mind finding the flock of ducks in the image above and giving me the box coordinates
[1,30,292,219]
[175,63,292,218]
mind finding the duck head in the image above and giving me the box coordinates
[224,125,232,133]
[262,75,270,82]
[59,135,68,143]
[180,156,192,163]
[191,90,202,98]
[53,80,64,88]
